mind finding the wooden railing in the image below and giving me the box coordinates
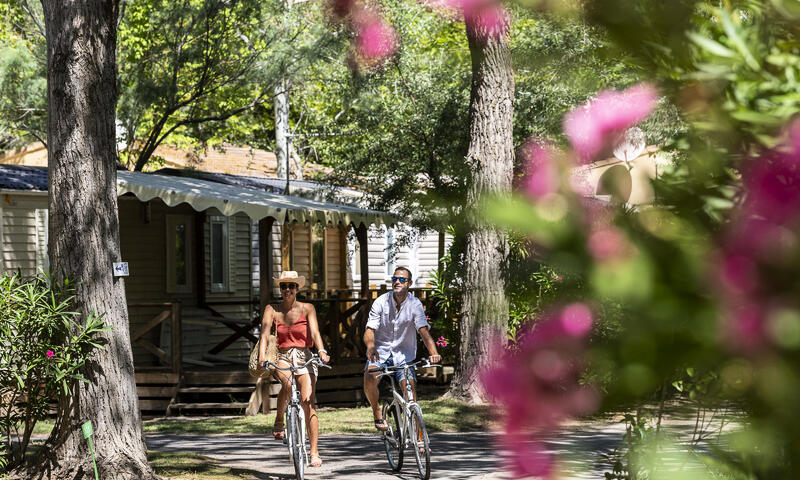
[128,302,182,374]
[201,287,437,364]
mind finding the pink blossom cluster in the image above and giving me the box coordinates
[714,123,800,352]
[523,84,658,200]
[481,304,599,477]
[436,336,449,347]
[328,0,397,67]
[563,84,658,163]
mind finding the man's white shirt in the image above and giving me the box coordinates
[366,291,429,365]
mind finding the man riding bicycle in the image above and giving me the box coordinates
[364,266,441,431]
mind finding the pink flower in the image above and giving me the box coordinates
[436,336,448,347]
[713,119,800,353]
[563,83,658,163]
[521,140,559,199]
[502,434,553,478]
[46,350,54,358]
[355,14,397,65]
[587,226,630,261]
[481,304,599,477]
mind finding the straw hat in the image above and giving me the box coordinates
[274,270,306,289]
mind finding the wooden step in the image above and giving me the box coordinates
[171,402,250,409]
[178,386,254,393]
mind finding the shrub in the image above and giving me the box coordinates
[0,273,108,471]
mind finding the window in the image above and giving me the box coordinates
[348,228,360,278]
[209,216,229,292]
[166,215,192,293]
[311,223,325,290]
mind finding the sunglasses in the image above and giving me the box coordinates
[279,283,298,290]
[391,276,408,284]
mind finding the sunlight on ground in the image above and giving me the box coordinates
[148,451,258,480]
[30,398,493,436]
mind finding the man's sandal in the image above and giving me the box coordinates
[374,418,389,432]
[310,454,323,467]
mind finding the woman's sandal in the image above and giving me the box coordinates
[374,418,389,432]
[310,454,323,467]
[273,420,285,440]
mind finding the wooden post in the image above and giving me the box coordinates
[171,302,182,375]
[356,223,369,299]
[195,211,206,306]
[259,217,276,312]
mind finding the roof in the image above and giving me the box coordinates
[154,168,363,201]
[0,164,48,190]
[0,165,394,227]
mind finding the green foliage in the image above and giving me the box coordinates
[0,273,109,470]
[0,0,46,150]
[118,0,287,170]
[428,226,461,363]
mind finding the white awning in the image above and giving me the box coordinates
[117,170,396,227]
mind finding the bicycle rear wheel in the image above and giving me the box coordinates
[410,404,430,480]
[287,406,304,480]
[382,401,404,471]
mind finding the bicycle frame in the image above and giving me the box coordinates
[386,365,420,449]
[265,354,330,477]
[287,369,308,466]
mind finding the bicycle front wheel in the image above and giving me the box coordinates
[410,404,430,480]
[382,400,404,471]
[287,406,304,480]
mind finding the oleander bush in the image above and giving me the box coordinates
[0,273,107,471]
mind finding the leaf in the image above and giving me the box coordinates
[729,110,784,126]
[687,32,737,58]
[716,7,761,71]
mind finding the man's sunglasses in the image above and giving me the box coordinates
[279,283,298,290]
[391,276,408,284]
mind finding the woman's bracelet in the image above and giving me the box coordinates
[318,349,328,355]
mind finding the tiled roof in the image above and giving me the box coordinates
[0,164,47,191]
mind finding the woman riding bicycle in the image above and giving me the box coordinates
[258,271,330,467]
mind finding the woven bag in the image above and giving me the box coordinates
[249,321,277,378]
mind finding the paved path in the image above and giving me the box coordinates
[145,423,628,479]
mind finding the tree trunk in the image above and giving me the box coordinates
[14,1,157,478]
[448,10,514,403]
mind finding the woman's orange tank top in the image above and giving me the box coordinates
[276,314,312,348]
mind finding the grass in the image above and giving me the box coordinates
[29,398,492,436]
[148,451,262,480]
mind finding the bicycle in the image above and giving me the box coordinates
[369,359,440,480]
[265,354,331,480]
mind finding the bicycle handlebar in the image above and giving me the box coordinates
[367,359,441,375]
[264,353,331,372]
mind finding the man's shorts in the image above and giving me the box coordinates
[365,355,417,384]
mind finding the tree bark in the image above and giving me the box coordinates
[447,10,514,403]
[13,1,157,478]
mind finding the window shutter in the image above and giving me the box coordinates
[228,216,236,293]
